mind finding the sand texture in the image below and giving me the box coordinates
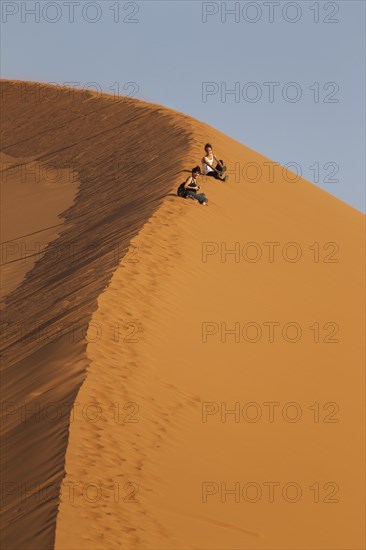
[1,81,364,550]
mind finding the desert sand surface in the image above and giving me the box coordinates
[1,151,78,299]
[0,80,192,550]
[1,81,365,550]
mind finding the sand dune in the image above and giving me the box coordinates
[0,80,193,550]
[1,81,365,550]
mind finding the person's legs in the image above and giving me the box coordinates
[216,161,226,175]
[206,171,221,181]
[196,193,208,204]
[185,190,207,204]
[206,170,227,182]
[185,190,199,202]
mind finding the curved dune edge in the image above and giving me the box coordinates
[1,152,78,299]
[55,123,364,549]
[0,81,196,550]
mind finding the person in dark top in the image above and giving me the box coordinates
[184,166,208,205]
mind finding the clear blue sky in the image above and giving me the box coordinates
[1,0,365,212]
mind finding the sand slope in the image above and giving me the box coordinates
[54,114,365,548]
[0,81,194,550]
[1,81,364,550]
[1,151,78,299]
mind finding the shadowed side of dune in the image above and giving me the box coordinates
[0,81,194,550]
[1,151,79,298]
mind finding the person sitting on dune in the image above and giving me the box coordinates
[202,143,228,182]
[183,166,208,205]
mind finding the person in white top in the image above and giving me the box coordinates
[202,143,228,182]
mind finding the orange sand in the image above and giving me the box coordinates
[0,80,191,550]
[1,81,364,550]
[56,125,365,548]
[1,152,78,299]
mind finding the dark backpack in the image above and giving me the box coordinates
[177,182,186,197]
